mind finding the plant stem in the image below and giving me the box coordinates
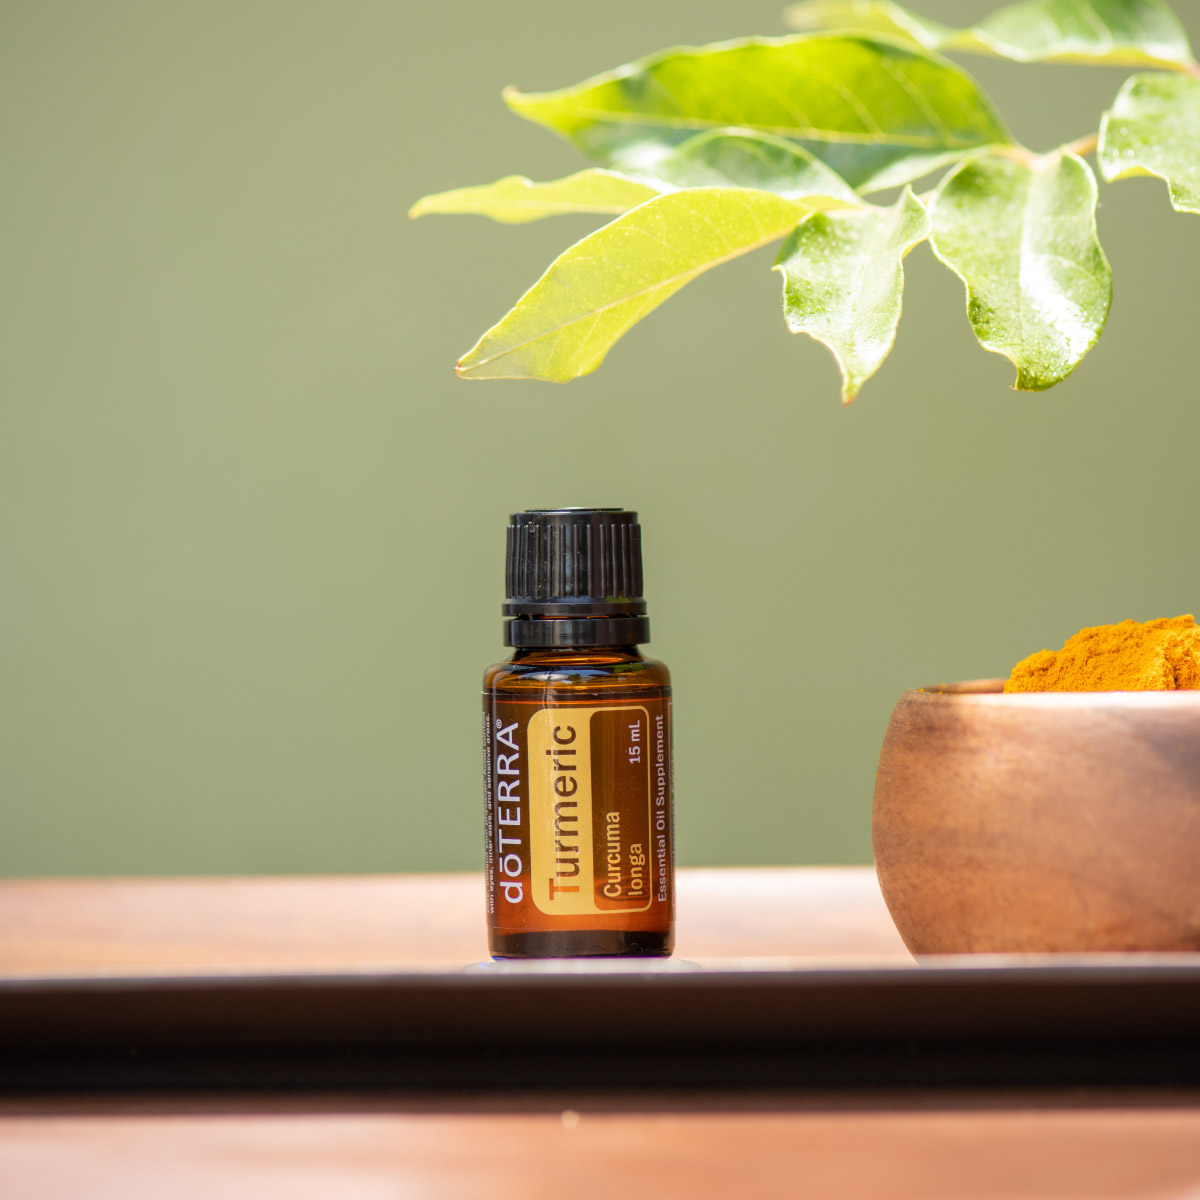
[914,130,1099,206]
[992,143,1037,165]
[1064,132,1099,158]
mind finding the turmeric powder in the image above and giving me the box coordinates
[1005,615,1200,693]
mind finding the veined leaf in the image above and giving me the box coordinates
[457,187,856,381]
[504,35,1011,192]
[1099,73,1200,214]
[929,150,1112,391]
[408,169,660,224]
[410,133,859,226]
[638,130,860,201]
[785,2,952,47]
[971,0,1192,66]
[774,188,930,403]
[784,0,1193,69]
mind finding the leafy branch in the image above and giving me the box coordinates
[411,0,1200,402]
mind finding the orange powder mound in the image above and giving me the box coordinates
[1005,615,1200,693]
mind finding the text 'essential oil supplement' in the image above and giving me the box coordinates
[1005,615,1200,692]
[482,508,674,958]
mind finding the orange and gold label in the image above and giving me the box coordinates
[528,706,654,915]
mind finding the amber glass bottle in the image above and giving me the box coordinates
[482,508,674,958]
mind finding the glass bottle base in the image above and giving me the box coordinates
[490,929,673,958]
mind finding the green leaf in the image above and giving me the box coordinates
[928,150,1112,391]
[457,187,856,381]
[784,0,1194,69]
[408,169,661,224]
[408,133,859,225]
[784,1,952,47]
[774,188,930,402]
[1099,73,1200,214]
[971,0,1192,66]
[636,130,860,200]
[504,34,1011,192]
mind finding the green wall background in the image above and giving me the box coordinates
[2,1,1198,876]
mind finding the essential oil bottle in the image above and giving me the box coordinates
[482,508,674,958]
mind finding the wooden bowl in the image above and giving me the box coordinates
[873,680,1200,954]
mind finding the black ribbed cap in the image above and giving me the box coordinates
[503,508,650,647]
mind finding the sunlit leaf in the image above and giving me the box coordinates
[457,187,857,381]
[409,133,859,224]
[504,34,1010,192]
[774,188,930,402]
[1099,72,1200,213]
[408,169,661,224]
[784,1,952,47]
[929,150,1112,390]
[636,130,860,200]
[784,0,1193,69]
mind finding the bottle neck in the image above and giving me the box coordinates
[508,644,644,665]
[504,611,649,649]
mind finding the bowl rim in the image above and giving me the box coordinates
[907,679,1200,707]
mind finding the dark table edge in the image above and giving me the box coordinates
[3,963,1199,1095]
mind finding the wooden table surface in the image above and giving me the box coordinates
[2,867,1198,1199]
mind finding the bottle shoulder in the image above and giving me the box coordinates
[484,652,670,696]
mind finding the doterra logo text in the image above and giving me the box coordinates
[494,719,523,904]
